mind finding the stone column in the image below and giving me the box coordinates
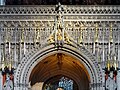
[117,29,120,90]
[0,29,2,90]
[0,72,2,90]
[117,71,120,90]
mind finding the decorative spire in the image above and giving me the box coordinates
[55,2,63,15]
[47,3,72,46]
[21,28,24,43]
[110,23,113,43]
[95,23,98,43]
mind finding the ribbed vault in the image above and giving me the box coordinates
[29,53,90,90]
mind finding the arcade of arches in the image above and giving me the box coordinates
[29,53,90,90]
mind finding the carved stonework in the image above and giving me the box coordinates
[0,5,119,90]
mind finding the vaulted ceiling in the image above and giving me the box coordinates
[29,53,90,90]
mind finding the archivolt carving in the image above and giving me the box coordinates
[15,42,103,89]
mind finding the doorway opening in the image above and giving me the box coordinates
[43,75,78,90]
[29,53,90,90]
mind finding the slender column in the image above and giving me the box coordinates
[8,29,11,71]
[102,28,105,63]
[93,28,96,55]
[19,28,22,61]
[0,30,2,90]
[117,27,120,90]
[79,23,83,46]
[93,23,98,55]
[0,72,2,90]
[0,28,1,65]
[24,42,26,55]
[118,27,120,67]
[23,28,26,55]
[102,25,105,90]
[14,29,17,68]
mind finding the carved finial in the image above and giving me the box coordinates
[55,2,64,14]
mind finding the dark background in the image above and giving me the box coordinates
[5,0,120,5]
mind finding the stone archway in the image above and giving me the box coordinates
[30,53,90,90]
[14,43,103,90]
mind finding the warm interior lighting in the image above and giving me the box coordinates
[29,53,90,90]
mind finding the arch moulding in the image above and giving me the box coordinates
[14,43,103,90]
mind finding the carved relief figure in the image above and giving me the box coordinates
[3,75,13,90]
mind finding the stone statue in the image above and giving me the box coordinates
[3,75,13,90]
[106,72,117,90]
